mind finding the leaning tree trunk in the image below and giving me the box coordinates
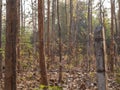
[0,0,2,79]
[38,0,48,86]
[5,0,17,90]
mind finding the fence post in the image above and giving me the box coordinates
[94,25,108,90]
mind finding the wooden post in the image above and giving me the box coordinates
[94,25,108,90]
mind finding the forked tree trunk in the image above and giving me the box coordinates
[5,0,17,89]
[38,0,48,86]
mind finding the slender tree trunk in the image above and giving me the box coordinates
[23,0,25,30]
[5,0,17,89]
[21,0,23,28]
[113,2,118,35]
[51,0,56,64]
[0,0,2,79]
[87,0,93,71]
[47,0,50,69]
[68,0,73,64]
[38,0,48,86]
[31,0,37,53]
[16,0,20,73]
[119,0,120,35]
[110,0,115,72]
[17,0,20,59]
[57,0,62,84]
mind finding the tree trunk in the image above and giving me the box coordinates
[0,0,2,79]
[5,0,17,89]
[21,0,23,28]
[38,0,48,86]
[94,25,108,90]
[87,0,93,72]
[110,0,115,72]
[31,0,37,53]
[119,0,120,35]
[23,0,25,29]
[16,0,20,72]
[51,0,56,63]
[68,0,73,64]
[47,0,50,69]
[57,0,62,84]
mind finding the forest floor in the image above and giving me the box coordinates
[0,56,120,90]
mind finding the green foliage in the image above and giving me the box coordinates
[34,85,63,90]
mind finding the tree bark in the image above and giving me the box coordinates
[21,0,23,28]
[119,0,120,35]
[0,0,2,79]
[5,0,17,89]
[110,0,115,72]
[94,25,108,90]
[57,0,62,84]
[16,0,20,73]
[87,0,93,71]
[47,0,50,69]
[38,0,48,86]
[51,0,56,63]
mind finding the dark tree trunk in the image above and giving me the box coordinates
[57,0,62,84]
[5,0,17,89]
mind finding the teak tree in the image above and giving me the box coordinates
[38,0,48,86]
[5,0,17,90]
